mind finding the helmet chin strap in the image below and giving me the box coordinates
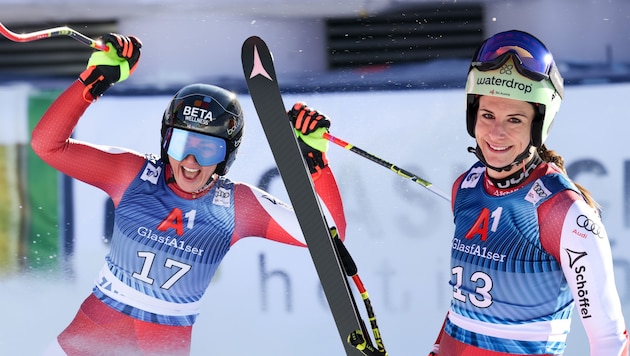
[467,145,533,173]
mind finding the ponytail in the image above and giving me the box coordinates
[537,145,600,213]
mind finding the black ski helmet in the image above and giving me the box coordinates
[161,83,244,176]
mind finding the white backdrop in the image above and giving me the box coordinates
[1,83,629,355]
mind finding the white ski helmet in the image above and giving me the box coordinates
[465,30,564,147]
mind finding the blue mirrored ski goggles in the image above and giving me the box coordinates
[165,128,227,166]
[470,30,563,96]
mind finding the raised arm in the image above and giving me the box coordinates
[231,102,346,246]
[30,33,146,206]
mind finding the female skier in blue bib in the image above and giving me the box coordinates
[429,30,628,356]
[32,34,346,355]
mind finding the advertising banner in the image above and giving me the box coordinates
[1,83,628,355]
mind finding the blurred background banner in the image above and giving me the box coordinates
[0,86,27,273]
[1,83,628,355]
[0,87,68,275]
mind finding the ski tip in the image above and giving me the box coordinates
[241,35,276,82]
[243,35,265,48]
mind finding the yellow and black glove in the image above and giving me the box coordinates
[79,33,142,101]
[288,102,330,175]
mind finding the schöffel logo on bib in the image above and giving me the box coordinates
[476,65,533,95]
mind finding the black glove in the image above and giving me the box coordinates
[287,102,331,175]
[79,33,142,100]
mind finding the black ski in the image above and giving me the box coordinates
[241,36,366,356]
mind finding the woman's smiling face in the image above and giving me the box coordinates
[168,154,217,193]
[474,95,536,178]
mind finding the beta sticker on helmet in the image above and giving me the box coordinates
[166,128,227,166]
[182,105,214,124]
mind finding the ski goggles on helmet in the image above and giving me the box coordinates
[471,30,564,97]
[165,128,226,166]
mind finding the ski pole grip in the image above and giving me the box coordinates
[331,227,358,276]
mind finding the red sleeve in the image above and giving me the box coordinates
[231,183,307,247]
[312,166,347,240]
[30,80,145,206]
[452,173,466,213]
[538,189,581,263]
[231,166,347,246]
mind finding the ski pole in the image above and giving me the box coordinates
[0,22,109,52]
[331,228,388,356]
[323,132,451,202]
